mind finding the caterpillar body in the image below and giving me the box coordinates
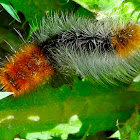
[0,13,140,96]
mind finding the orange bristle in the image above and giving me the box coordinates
[111,24,140,57]
[0,44,54,96]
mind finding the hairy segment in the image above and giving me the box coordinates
[32,15,140,85]
[111,24,140,57]
[0,44,54,96]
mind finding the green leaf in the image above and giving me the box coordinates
[0,0,78,40]
[101,1,140,22]
[72,0,123,12]
[0,77,139,139]
[26,115,82,140]
[0,0,77,26]
[109,130,121,139]
[133,74,140,83]
[127,74,140,92]
[0,2,21,22]
[117,108,140,140]
[72,0,140,22]
[0,92,13,100]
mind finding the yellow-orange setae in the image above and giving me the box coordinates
[111,24,140,57]
[0,44,54,96]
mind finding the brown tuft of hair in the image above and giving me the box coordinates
[111,23,140,57]
[0,44,54,96]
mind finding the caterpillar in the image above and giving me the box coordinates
[0,13,140,96]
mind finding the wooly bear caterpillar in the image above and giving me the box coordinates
[0,13,140,96]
